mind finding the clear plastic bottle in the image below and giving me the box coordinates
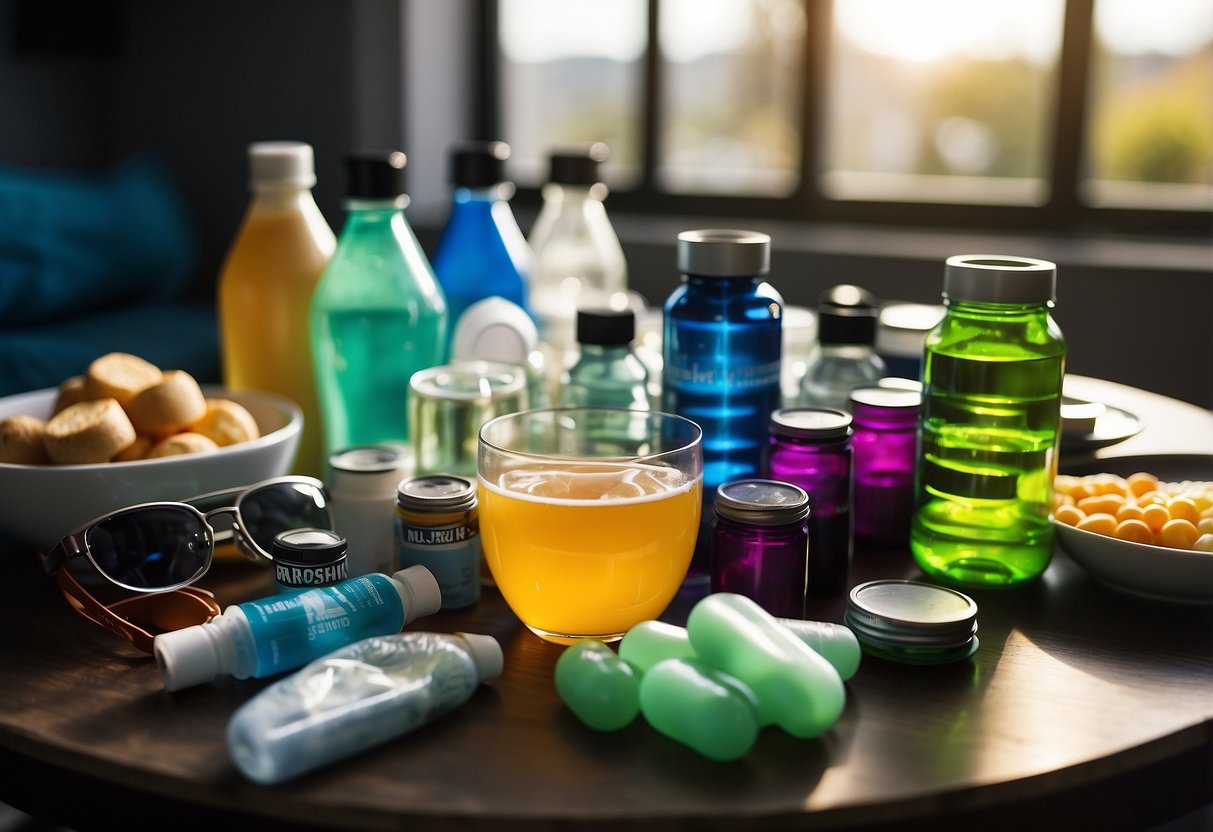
[430,141,532,352]
[527,143,627,356]
[310,151,447,454]
[218,141,335,477]
[559,308,650,410]
[227,632,503,784]
[153,566,442,691]
[799,284,887,411]
[662,229,782,581]
[911,254,1065,588]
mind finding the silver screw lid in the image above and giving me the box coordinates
[715,479,809,525]
[845,580,978,651]
[943,254,1056,305]
[677,229,771,277]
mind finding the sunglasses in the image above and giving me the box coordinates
[40,476,331,653]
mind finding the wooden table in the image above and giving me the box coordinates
[1,376,1211,831]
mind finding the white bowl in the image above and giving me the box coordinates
[0,386,302,550]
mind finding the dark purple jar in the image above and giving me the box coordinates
[849,384,920,548]
[764,407,852,596]
[711,479,811,618]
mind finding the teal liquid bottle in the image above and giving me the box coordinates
[431,142,532,354]
[310,151,448,453]
[910,255,1066,587]
[559,308,650,410]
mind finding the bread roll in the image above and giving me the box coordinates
[147,432,219,458]
[189,398,260,447]
[112,435,156,462]
[53,376,89,414]
[126,370,208,438]
[0,415,51,464]
[44,399,137,465]
[84,352,163,406]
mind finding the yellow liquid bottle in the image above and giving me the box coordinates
[218,142,336,477]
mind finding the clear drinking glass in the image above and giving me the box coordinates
[477,407,703,643]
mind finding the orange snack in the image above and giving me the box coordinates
[1075,513,1117,537]
[1054,504,1085,526]
[1158,518,1199,550]
[1113,519,1154,545]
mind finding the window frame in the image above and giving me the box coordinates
[478,0,1212,238]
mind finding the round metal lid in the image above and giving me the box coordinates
[330,445,410,474]
[715,479,809,525]
[769,407,852,440]
[396,475,476,511]
[848,385,921,410]
[845,580,978,650]
[272,528,347,564]
[943,254,1056,305]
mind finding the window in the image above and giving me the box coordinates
[490,0,1212,235]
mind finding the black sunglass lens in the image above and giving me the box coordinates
[239,483,331,555]
[86,507,211,590]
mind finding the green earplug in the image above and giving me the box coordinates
[554,640,640,731]
[638,658,760,762]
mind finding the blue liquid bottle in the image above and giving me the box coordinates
[431,141,532,353]
[310,151,448,453]
[662,230,783,582]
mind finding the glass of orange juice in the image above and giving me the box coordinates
[478,408,703,644]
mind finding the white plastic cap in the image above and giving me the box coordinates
[457,632,504,682]
[451,298,539,365]
[154,623,221,692]
[392,565,442,623]
[248,141,317,190]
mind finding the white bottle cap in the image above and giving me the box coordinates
[248,141,317,190]
[457,632,504,682]
[451,297,539,365]
[392,565,443,623]
[154,623,222,692]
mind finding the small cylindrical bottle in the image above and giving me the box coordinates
[662,229,783,582]
[227,631,503,784]
[395,475,481,608]
[527,142,628,357]
[153,566,442,691]
[710,479,811,619]
[799,284,887,411]
[271,528,348,593]
[849,385,920,548]
[327,445,413,577]
[911,254,1066,588]
[559,308,650,410]
[765,407,853,596]
[309,150,448,455]
[431,141,532,352]
[218,141,335,477]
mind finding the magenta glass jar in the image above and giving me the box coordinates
[849,384,920,548]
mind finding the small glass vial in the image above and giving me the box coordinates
[799,284,886,411]
[765,408,853,596]
[710,479,811,619]
[394,475,481,610]
[849,385,920,549]
[328,445,413,578]
[273,529,349,593]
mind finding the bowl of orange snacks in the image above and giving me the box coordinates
[1053,454,1213,603]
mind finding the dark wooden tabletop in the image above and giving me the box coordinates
[1,376,1211,832]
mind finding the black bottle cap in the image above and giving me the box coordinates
[549,142,609,185]
[272,528,348,566]
[345,150,407,198]
[576,308,634,346]
[451,141,510,188]
[816,284,880,345]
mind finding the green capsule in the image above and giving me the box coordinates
[775,617,861,681]
[554,640,640,731]
[638,658,760,762]
[688,593,845,739]
[618,620,695,673]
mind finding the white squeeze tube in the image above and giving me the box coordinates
[226,631,504,784]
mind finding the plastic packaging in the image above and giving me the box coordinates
[327,445,413,578]
[559,308,650,410]
[686,592,845,739]
[218,141,335,477]
[227,631,503,784]
[799,285,887,411]
[638,658,760,762]
[662,229,782,581]
[309,150,447,454]
[154,566,442,691]
[910,254,1066,587]
[554,640,640,731]
[431,141,532,352]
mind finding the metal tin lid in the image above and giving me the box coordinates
[848,385,921,410]
[677,229,770,277]
[769,407,853,441]
[845,580,978,652]
[715,479,809,525]
[330,445,410,475]
[272,528,347,565]
[396,475,477,512]
[943,254,1056,305]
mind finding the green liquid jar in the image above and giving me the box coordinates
[910,255,1066,587]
